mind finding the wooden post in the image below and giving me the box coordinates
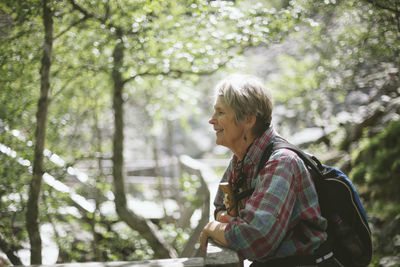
[179,156,210,258]
[179,155,241,266]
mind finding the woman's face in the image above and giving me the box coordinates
[209,96,245,150]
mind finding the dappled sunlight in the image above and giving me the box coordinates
[1,0,400,265]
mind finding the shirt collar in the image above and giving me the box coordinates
[232,126,277,167]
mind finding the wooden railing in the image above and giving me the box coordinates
[178,155,210,258]
[179,155,241,267]
[205,240,241,267]
[16,249,240,267]
[15,241,240,267]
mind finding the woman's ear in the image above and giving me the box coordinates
[244,115,257,130]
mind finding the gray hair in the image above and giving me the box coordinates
[215,74,273,137]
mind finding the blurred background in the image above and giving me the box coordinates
[0,0,399,266]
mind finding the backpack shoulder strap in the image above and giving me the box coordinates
[272,142,323,178]
[256,142,275,175]
[235,142,323,203]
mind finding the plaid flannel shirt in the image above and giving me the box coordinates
[214,127,327,261]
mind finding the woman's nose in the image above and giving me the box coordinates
[209,115,216,125]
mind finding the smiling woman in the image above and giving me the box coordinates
[208,74,273,161]
[201,74,341,266]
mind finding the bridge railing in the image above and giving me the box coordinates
[179,155,241,267]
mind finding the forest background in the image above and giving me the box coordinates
[0,0,399,266]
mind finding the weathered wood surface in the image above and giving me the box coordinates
[204,240,241,267]
[17,258,204,267]
[18,242,240,267]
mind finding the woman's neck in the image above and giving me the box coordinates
[234,136,256,161]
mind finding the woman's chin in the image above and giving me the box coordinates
[215,140,227,148]
[215,139,223,146]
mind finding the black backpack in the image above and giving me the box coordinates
[236,142,373,267]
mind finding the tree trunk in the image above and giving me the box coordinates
[111,35,178,259]
[26,0,53,264]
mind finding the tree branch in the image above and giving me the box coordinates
[68,0,122,34]
[0,233,22,266]
[122,53,236,85]
[364,0,400,15]
[68,0,92,18]
[54,15,91,40]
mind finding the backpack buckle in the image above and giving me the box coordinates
[315,251,334,263]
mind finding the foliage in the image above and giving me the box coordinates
[268,0,400,136]
[0,9,41,134]
[1,0,399,264]
[180,173,203,208]
[279,0,400,206]
[158,223,189,255]
[350,120,400,215]
[0,156,29,254]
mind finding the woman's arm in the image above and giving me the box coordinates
[200,221,229,250]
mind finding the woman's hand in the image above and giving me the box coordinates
[200,221,229,250]
[216,210,233,223]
